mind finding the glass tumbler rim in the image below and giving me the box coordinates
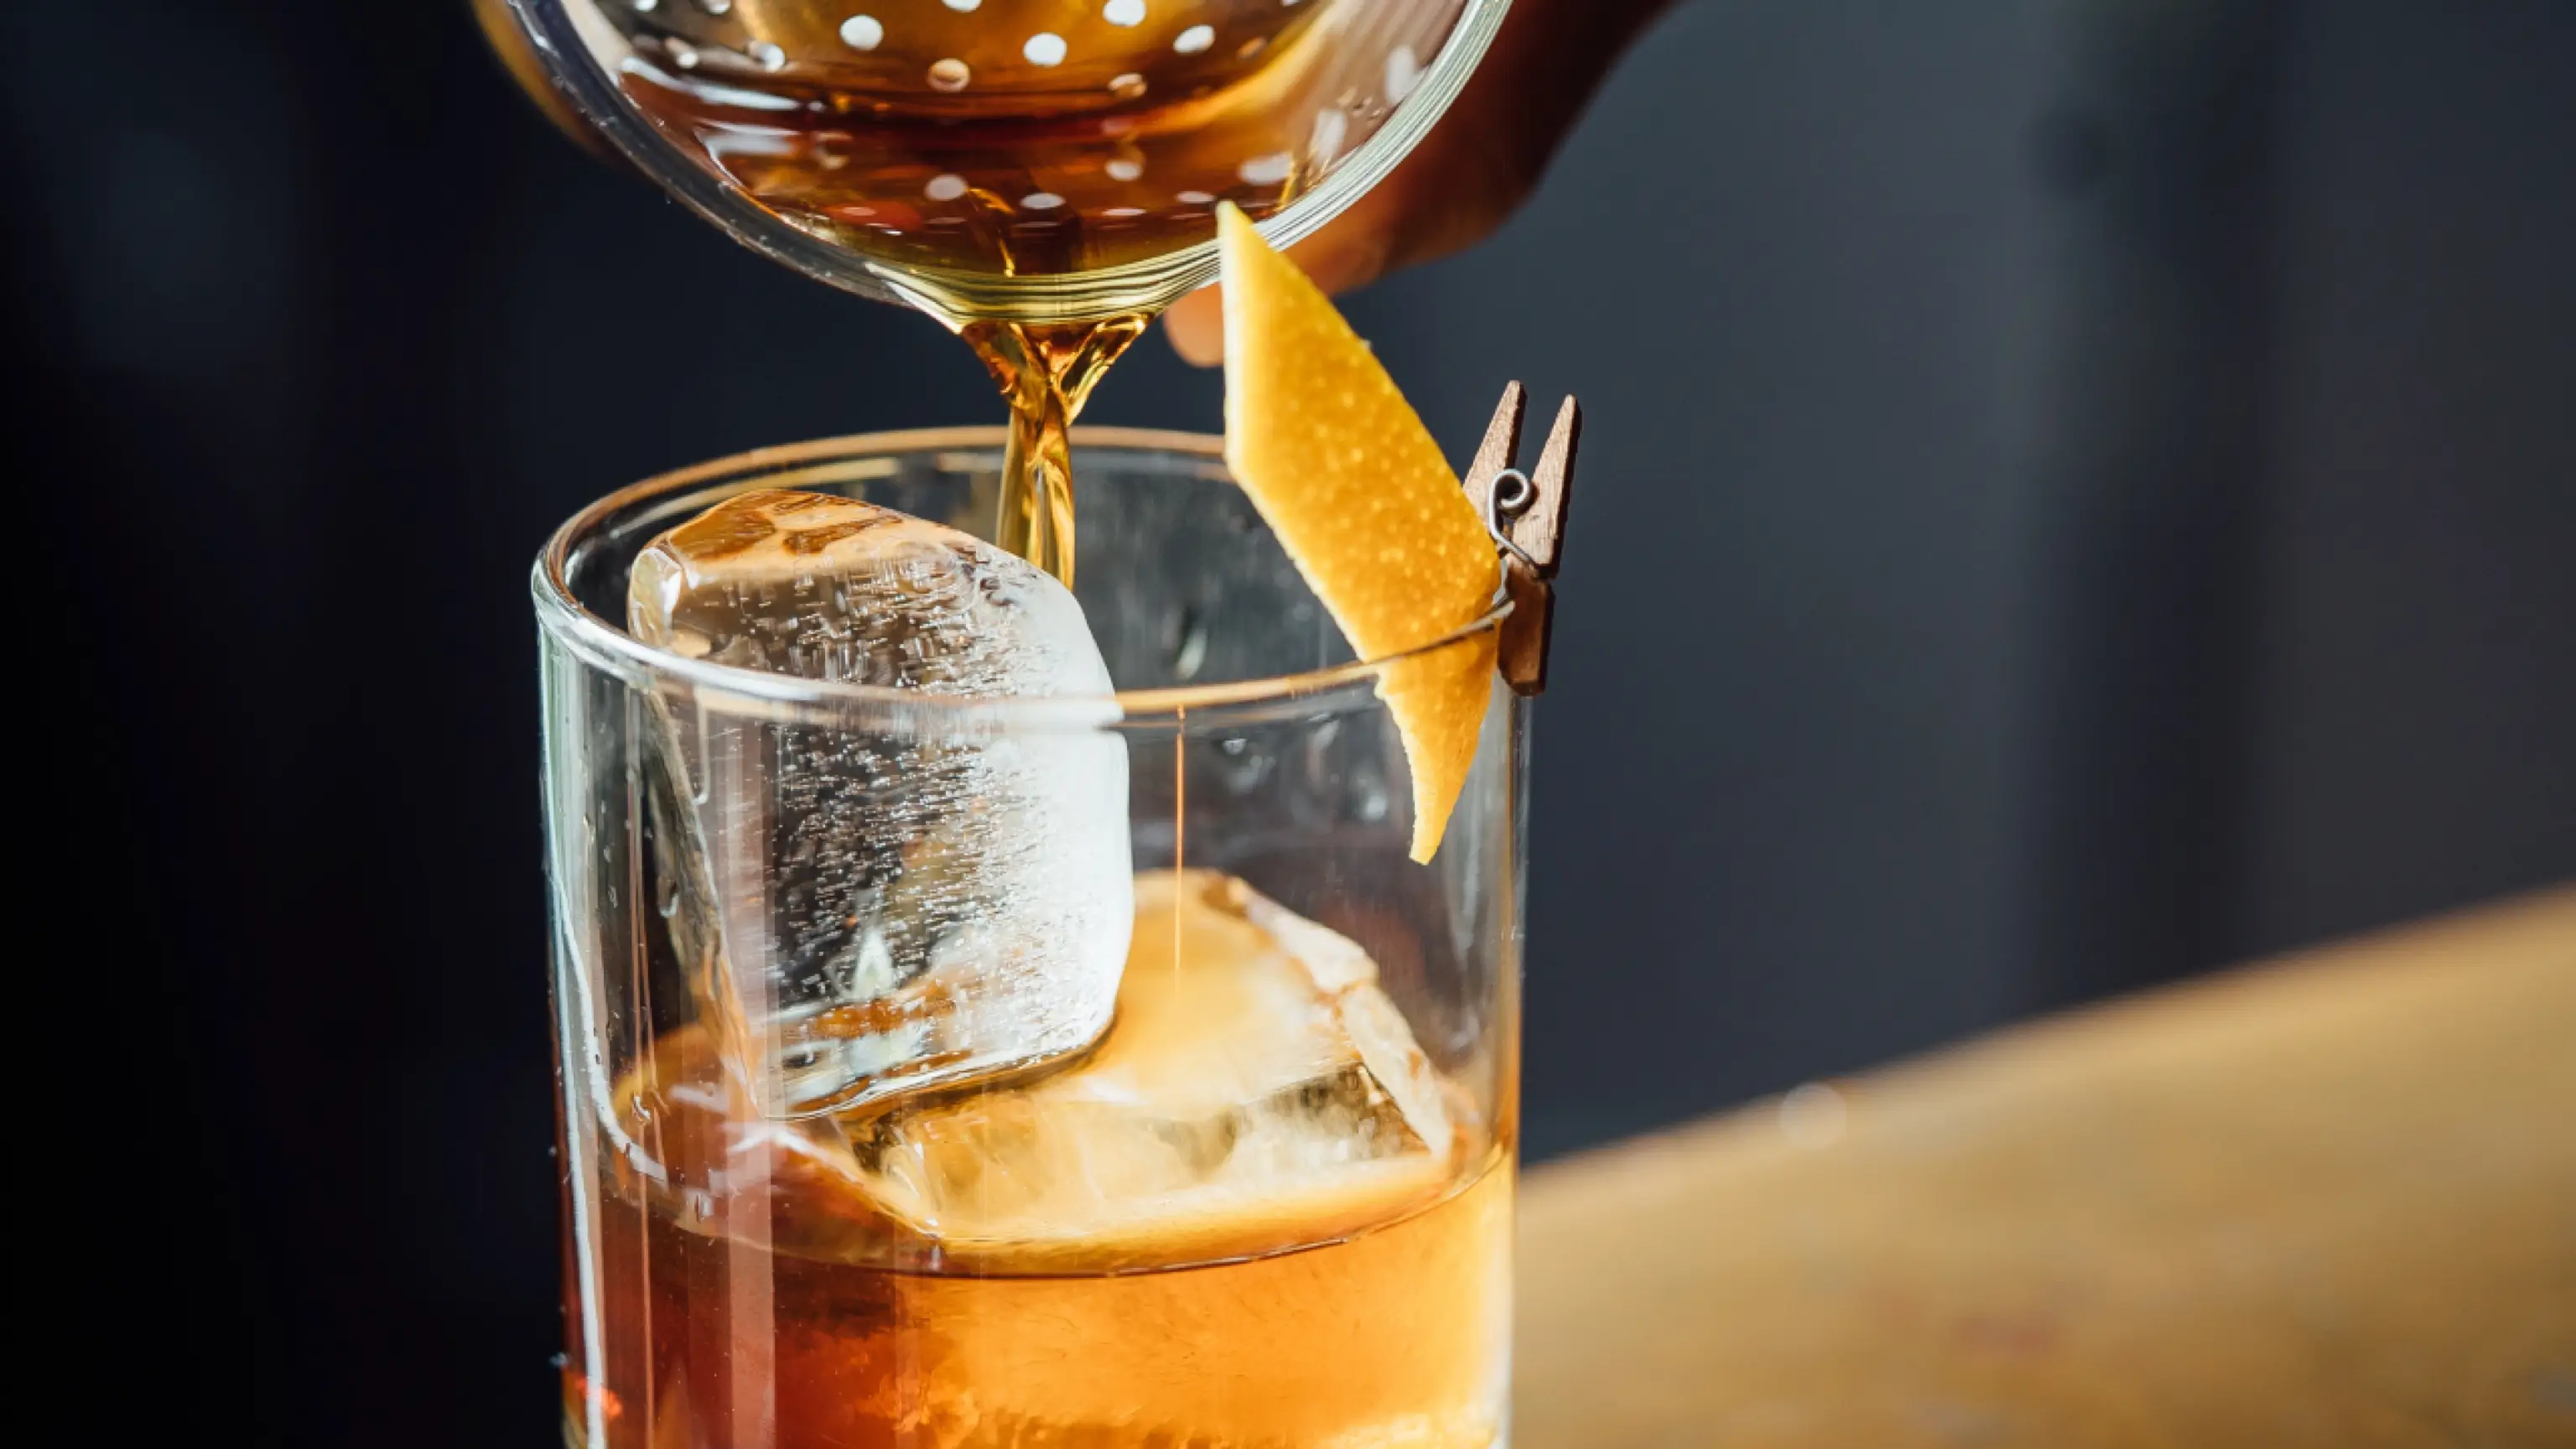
[532,425,1510,736]
[497,0,1516,323]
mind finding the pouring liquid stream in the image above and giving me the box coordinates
[965,316,1148,588]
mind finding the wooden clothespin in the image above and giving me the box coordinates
[1462,382,1581,695]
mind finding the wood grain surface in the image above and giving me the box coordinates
[1514,887,2576,1446]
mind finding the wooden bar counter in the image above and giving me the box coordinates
[1514,888,2576,1446]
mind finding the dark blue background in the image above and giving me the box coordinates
[11,1,2568,1441]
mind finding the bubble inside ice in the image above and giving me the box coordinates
[629,489,1131,1117]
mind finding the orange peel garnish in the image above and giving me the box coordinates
[1217,204,1499,861]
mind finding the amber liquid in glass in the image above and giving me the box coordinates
[575,1154,1509,1447]
[563,871,1512,1447]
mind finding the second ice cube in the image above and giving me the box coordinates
[628,489,1131,1117]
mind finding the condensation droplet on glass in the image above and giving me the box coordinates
[1109,71,1146,99]
[750,40,787,71]
[1176,190,1215,205]
[1218,736,1249,757]
[1021,191,1065,210]
[1173,605,1208,679]
[927,57,971,91]
[1173,24,1214,55]
[1106,158,1143,182]
[1023,32,1068,66]
[670,43,702,70]
[1223,750,1271,794]
[1104,0,1145,25]
[942,0,982,11]
[695,0,731,13]
[925,172,968,201]
[1385,44,1421,103]
[1354,768,1390,823]
[1103,205,1146,218]
[838,13,883,50]
[631,0,658,13]
[1238,152,1292,186]
[1308,715,1343,767]
[1310,107,1349,164]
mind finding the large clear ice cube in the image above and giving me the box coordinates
[628,489,1130,1118]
